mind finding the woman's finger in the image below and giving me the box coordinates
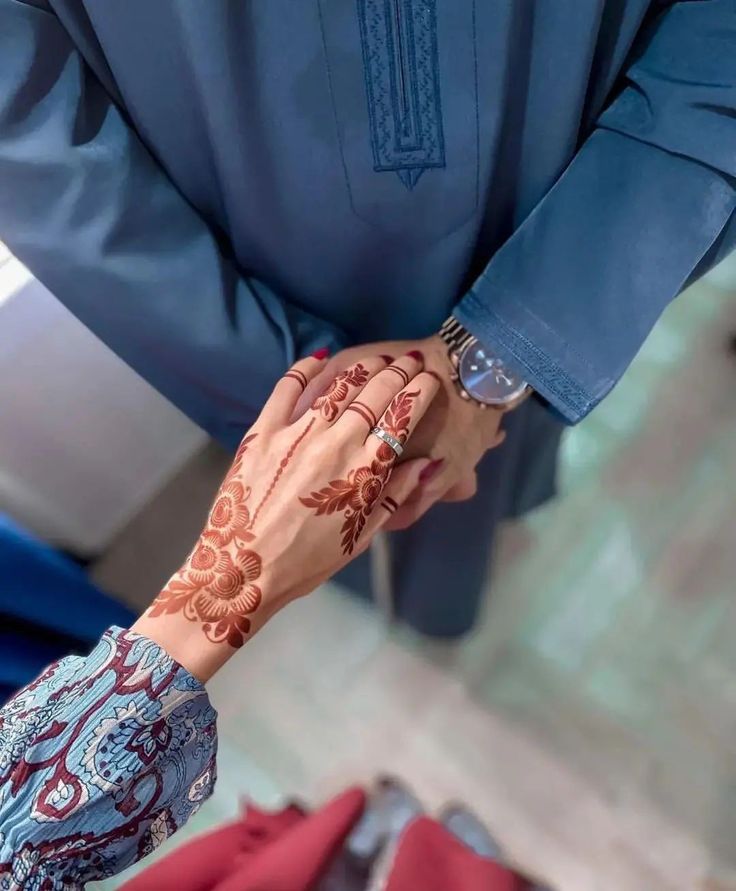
[356,458,431,549]
[362,370,440,465]
[259,354,329,429]
[337,352,425,439]
[380,487,435,532]
[307,357,389,426]
[292,359,340,420]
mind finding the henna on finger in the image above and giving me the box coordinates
[283,368,309,392]
[312,362,370,421]
[345,400,378,430]
[300,389,421,554]
[380,496,399,516]
[383,364,411,387]
[373,389,419,463]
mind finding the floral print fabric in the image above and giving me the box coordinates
[0,627,218,889]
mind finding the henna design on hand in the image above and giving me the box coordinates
[345,400,378,430]
[150,547,262,648]
[312,363,370,421]
[208,479,256,546]
[374,389,418,462]
[300,459,390,554]
[381,496,398,516]
[300,389,419,554]
[284,369,309,392]
[228,433,258,479]
[148,418,316,648]
[250,417,315,528]
[384,365,410,387]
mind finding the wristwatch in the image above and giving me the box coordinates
[439,317,530,410]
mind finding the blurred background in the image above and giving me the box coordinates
[1,241,736,890]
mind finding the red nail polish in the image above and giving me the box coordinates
[380,354,394,365]
[311,348,330,360]
[419,458,444,485]
[407,350,424,363]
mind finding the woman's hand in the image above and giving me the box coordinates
[132,351,439,680]
[298,336,507,531]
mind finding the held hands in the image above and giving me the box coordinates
[299,335,507,531]
[133,351,439,680]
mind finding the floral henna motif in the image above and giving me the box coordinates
[207,479,255,545]
[150,549,262,648]
[300,389,420,554]
[186,530,230,584]
[300,458,390,555]
[148,419,316,648]
[312,363,370,421]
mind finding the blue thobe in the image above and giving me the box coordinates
[1,1,734,634]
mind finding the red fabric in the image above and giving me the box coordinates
[212,787,365,891]
[120,802,307,891]
[384,818,526,891]
[126,788,527,891]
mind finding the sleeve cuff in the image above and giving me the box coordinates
[453,294,596,424]
[454,131,735,424]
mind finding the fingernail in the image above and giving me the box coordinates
[407,350,424,363]
[311,347,330,360]
[419,458,444,485]
[380,354,394,365]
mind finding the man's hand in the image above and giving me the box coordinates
[297,335,507,531]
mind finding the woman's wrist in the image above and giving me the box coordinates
[131,609,224,685]
[131,553,275,684]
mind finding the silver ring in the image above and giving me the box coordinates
[370,426,404,458]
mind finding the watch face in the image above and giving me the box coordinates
[458,339,528,406]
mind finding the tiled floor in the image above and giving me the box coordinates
[92,276,736,891]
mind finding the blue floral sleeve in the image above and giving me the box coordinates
[0,627,218,889]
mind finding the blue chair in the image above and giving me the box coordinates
[0,513,135,698]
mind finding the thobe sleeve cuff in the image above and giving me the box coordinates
[455,0,736,423]
[455,131,735,424]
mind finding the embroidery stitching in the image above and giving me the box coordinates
[357,0,446,190]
